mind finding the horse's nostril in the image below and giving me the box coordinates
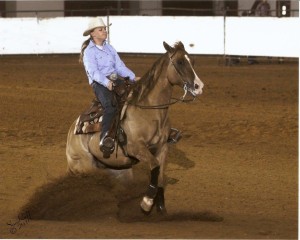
[195,84,199,89]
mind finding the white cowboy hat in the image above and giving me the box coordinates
[83,17,107,36]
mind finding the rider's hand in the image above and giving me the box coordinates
[134,76,141,81]
[107,81,113,91]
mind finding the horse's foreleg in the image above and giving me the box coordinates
[154,143,168,214]
[155,187,167,214]
[140,143,168,214]
[127,140,168,213]
[141,166,160,212]
[127,142,160,212]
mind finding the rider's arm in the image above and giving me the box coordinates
[107,45,136,81]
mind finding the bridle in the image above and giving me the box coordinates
[132,50,196,110]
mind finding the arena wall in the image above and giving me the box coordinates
[1,16,299,57]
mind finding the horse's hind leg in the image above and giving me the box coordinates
[66,124,99,174]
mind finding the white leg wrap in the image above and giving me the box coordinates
[140,196,154,212]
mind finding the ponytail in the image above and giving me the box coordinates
[79,38,91,63]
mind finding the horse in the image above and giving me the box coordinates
[66,41,204,214]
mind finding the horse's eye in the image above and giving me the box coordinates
[177,60,184,65]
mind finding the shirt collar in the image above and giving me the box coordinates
[87,39,108,50]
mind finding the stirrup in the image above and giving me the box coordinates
[167,128,182,144]
[100,133,115,156]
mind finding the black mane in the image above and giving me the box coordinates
[129,53,168,104]
[128,42,185,105]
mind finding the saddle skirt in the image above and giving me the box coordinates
[74,99,103,134]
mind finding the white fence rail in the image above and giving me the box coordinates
[1,16,299,57]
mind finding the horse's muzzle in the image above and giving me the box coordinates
[187,78,204,96]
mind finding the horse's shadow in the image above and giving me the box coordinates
[168,144,195,168]
[19,146,222,222]
[166,144,195,184]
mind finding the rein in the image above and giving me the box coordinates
[133,88,194,109]
[130,52,195,110]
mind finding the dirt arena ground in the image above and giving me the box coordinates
[0,54,298,239]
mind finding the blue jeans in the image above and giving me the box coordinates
[91,81,117,138]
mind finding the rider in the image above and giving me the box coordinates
[80,17,140,157]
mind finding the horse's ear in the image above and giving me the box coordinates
[177,41,185,50]
[163,41,174,53]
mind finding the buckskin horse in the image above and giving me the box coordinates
[66,41,204,214]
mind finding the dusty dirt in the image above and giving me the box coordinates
[0,54,298,239]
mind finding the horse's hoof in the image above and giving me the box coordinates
[140,196,153,212]
[156,205,167,215]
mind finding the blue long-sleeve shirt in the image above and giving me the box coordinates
[83,40,135,87]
